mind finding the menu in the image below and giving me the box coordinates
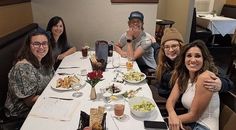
[30,97,80,121]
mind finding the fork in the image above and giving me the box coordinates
[113,73,119,82]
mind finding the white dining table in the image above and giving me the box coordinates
[20,51,164,130]
[196,14,236,36]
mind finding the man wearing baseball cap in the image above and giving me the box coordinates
[114,11,157,72]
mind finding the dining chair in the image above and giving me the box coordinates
[226,31,236,78]
[189,8,212,44]
[149,85,187,117]
[155,20,175,43]
[0,105,25,130]
[143,42,160,85]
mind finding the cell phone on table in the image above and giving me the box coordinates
[144,120,168,130]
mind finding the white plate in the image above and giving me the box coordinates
[103,82,126,96]
[51,75,86,91]
[123,72,146,83]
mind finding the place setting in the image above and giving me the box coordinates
[50,74,86,98]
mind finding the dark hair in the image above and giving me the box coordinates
[46,16,68,50]
[170,40,218,92]
[16,29,54,69]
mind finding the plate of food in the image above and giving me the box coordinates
[123,71,146,83]
[122,87,142,99]
[102,83,126,96]
[51,75,86,91]
[129,96,156,118]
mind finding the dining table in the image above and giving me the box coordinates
[196,14,236,36]
[20,51,165,130]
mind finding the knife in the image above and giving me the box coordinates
[58,67,80,69]
[49,96,74,100]
[57,73,74,75]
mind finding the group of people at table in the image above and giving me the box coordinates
[3,10,234,130]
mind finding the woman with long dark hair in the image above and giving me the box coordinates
[166,40,219,130]
[46,16,76,69]
[5,29,54,119]
[155,28,233,99]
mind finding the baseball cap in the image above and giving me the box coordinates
[128,11,144,22]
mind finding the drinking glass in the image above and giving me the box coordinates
[100,88,113,110]
[72,84,83,98]
[126,57,133,71]
[112,55,120,72]
[81,47,88,58]
[113,98,125,119]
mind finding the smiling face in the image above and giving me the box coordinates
[163,40,181,61]
[185,46,203,76]
[51,20,64,38]
[30,35,49,62]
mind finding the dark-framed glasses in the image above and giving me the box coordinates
[31,41,48,48]
[163,44,179,51]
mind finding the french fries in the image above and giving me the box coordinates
[56,75,80,88]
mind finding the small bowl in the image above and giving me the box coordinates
[128,96,156,118]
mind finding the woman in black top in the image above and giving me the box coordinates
[46,16,76,70]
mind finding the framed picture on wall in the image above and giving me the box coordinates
[0,0,30,6]
[111,0,158,3]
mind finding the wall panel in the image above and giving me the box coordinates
[0,2,33,37]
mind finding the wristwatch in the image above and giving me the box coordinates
[127,39,132,43]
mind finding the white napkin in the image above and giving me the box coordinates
[30,97,80,121]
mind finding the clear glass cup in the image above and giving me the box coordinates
[72,84,83,98]
[81,47,88,58]
[80,69,87,76]
[112,55,120,72]
[101,89,113,111]
[126,58,133,71]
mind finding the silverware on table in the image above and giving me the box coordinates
[49,96,74,100]
[113,73,119,82]
[58,66,80,69]
[57,73,74,75]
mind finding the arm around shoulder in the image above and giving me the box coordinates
[218,74,234,93]
[179,74,214,123]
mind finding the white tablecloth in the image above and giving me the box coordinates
[20,52,164,130]
[197,14,236,36]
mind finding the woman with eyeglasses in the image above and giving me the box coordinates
[155,28,233,99]
[4,29,54,121]
[46,16,76,70]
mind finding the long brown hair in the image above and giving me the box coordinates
[155,41,184,83]
[16,29,54,69]
[170,40,218,92]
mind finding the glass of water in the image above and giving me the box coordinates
[72,84,83,98]
[112,55,120,72]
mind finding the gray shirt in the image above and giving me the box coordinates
[119,31,157,69]
[5,60,54,118]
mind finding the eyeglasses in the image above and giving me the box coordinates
[163,44,180,51]
[31,41,48,48]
